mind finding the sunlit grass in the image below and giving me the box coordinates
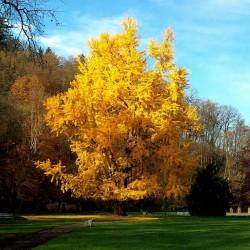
[0,213,158,241]
[36,216,250,250]
[2,214,250,249]
[226,213,250,216]
[23,214,159,222]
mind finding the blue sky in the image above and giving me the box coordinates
[40,0,250,123]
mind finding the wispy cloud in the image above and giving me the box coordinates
[39,14,126,56]
[39,35,82,56]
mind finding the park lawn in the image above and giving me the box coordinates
[0,214,156,240]
[0,214,96,240]
[0,216,77,240]
[36,216,250,250]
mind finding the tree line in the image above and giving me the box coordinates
[0,18,78,212]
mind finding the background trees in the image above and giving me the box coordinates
[239,136,250,206]
[189,97,249,205]
[0,19,78,212]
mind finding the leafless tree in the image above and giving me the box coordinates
[190,98,249,204]
[0,0,58,49]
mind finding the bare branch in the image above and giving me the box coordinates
[0,0,59,51]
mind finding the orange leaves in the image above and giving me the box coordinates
[35,159,63,185]
[10,75,45,107]
[37,17,200,201]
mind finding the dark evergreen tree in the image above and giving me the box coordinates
[186,163,232,216]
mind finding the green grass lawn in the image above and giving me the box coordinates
[0,216,77,240]
[0,214,153,240]
[36,215,250,250]
[2,214,250,249]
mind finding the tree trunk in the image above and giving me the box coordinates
[113,201,127,216]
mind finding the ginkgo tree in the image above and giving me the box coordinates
[37,17,200,215]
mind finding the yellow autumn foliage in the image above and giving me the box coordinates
[37,17,200,201]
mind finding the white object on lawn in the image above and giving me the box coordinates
[85,219,94,227]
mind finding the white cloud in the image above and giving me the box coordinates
[39,14,127,56]
[39,35,82,56]
[76,15,123,35]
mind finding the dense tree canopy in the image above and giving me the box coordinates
[37,17,200,204]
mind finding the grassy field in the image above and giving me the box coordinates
[0,214,155,240]
[34,215,250,250]
[1,214,250,249]
[0,215,77,240]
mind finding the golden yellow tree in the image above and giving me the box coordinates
[37,17,200,214]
